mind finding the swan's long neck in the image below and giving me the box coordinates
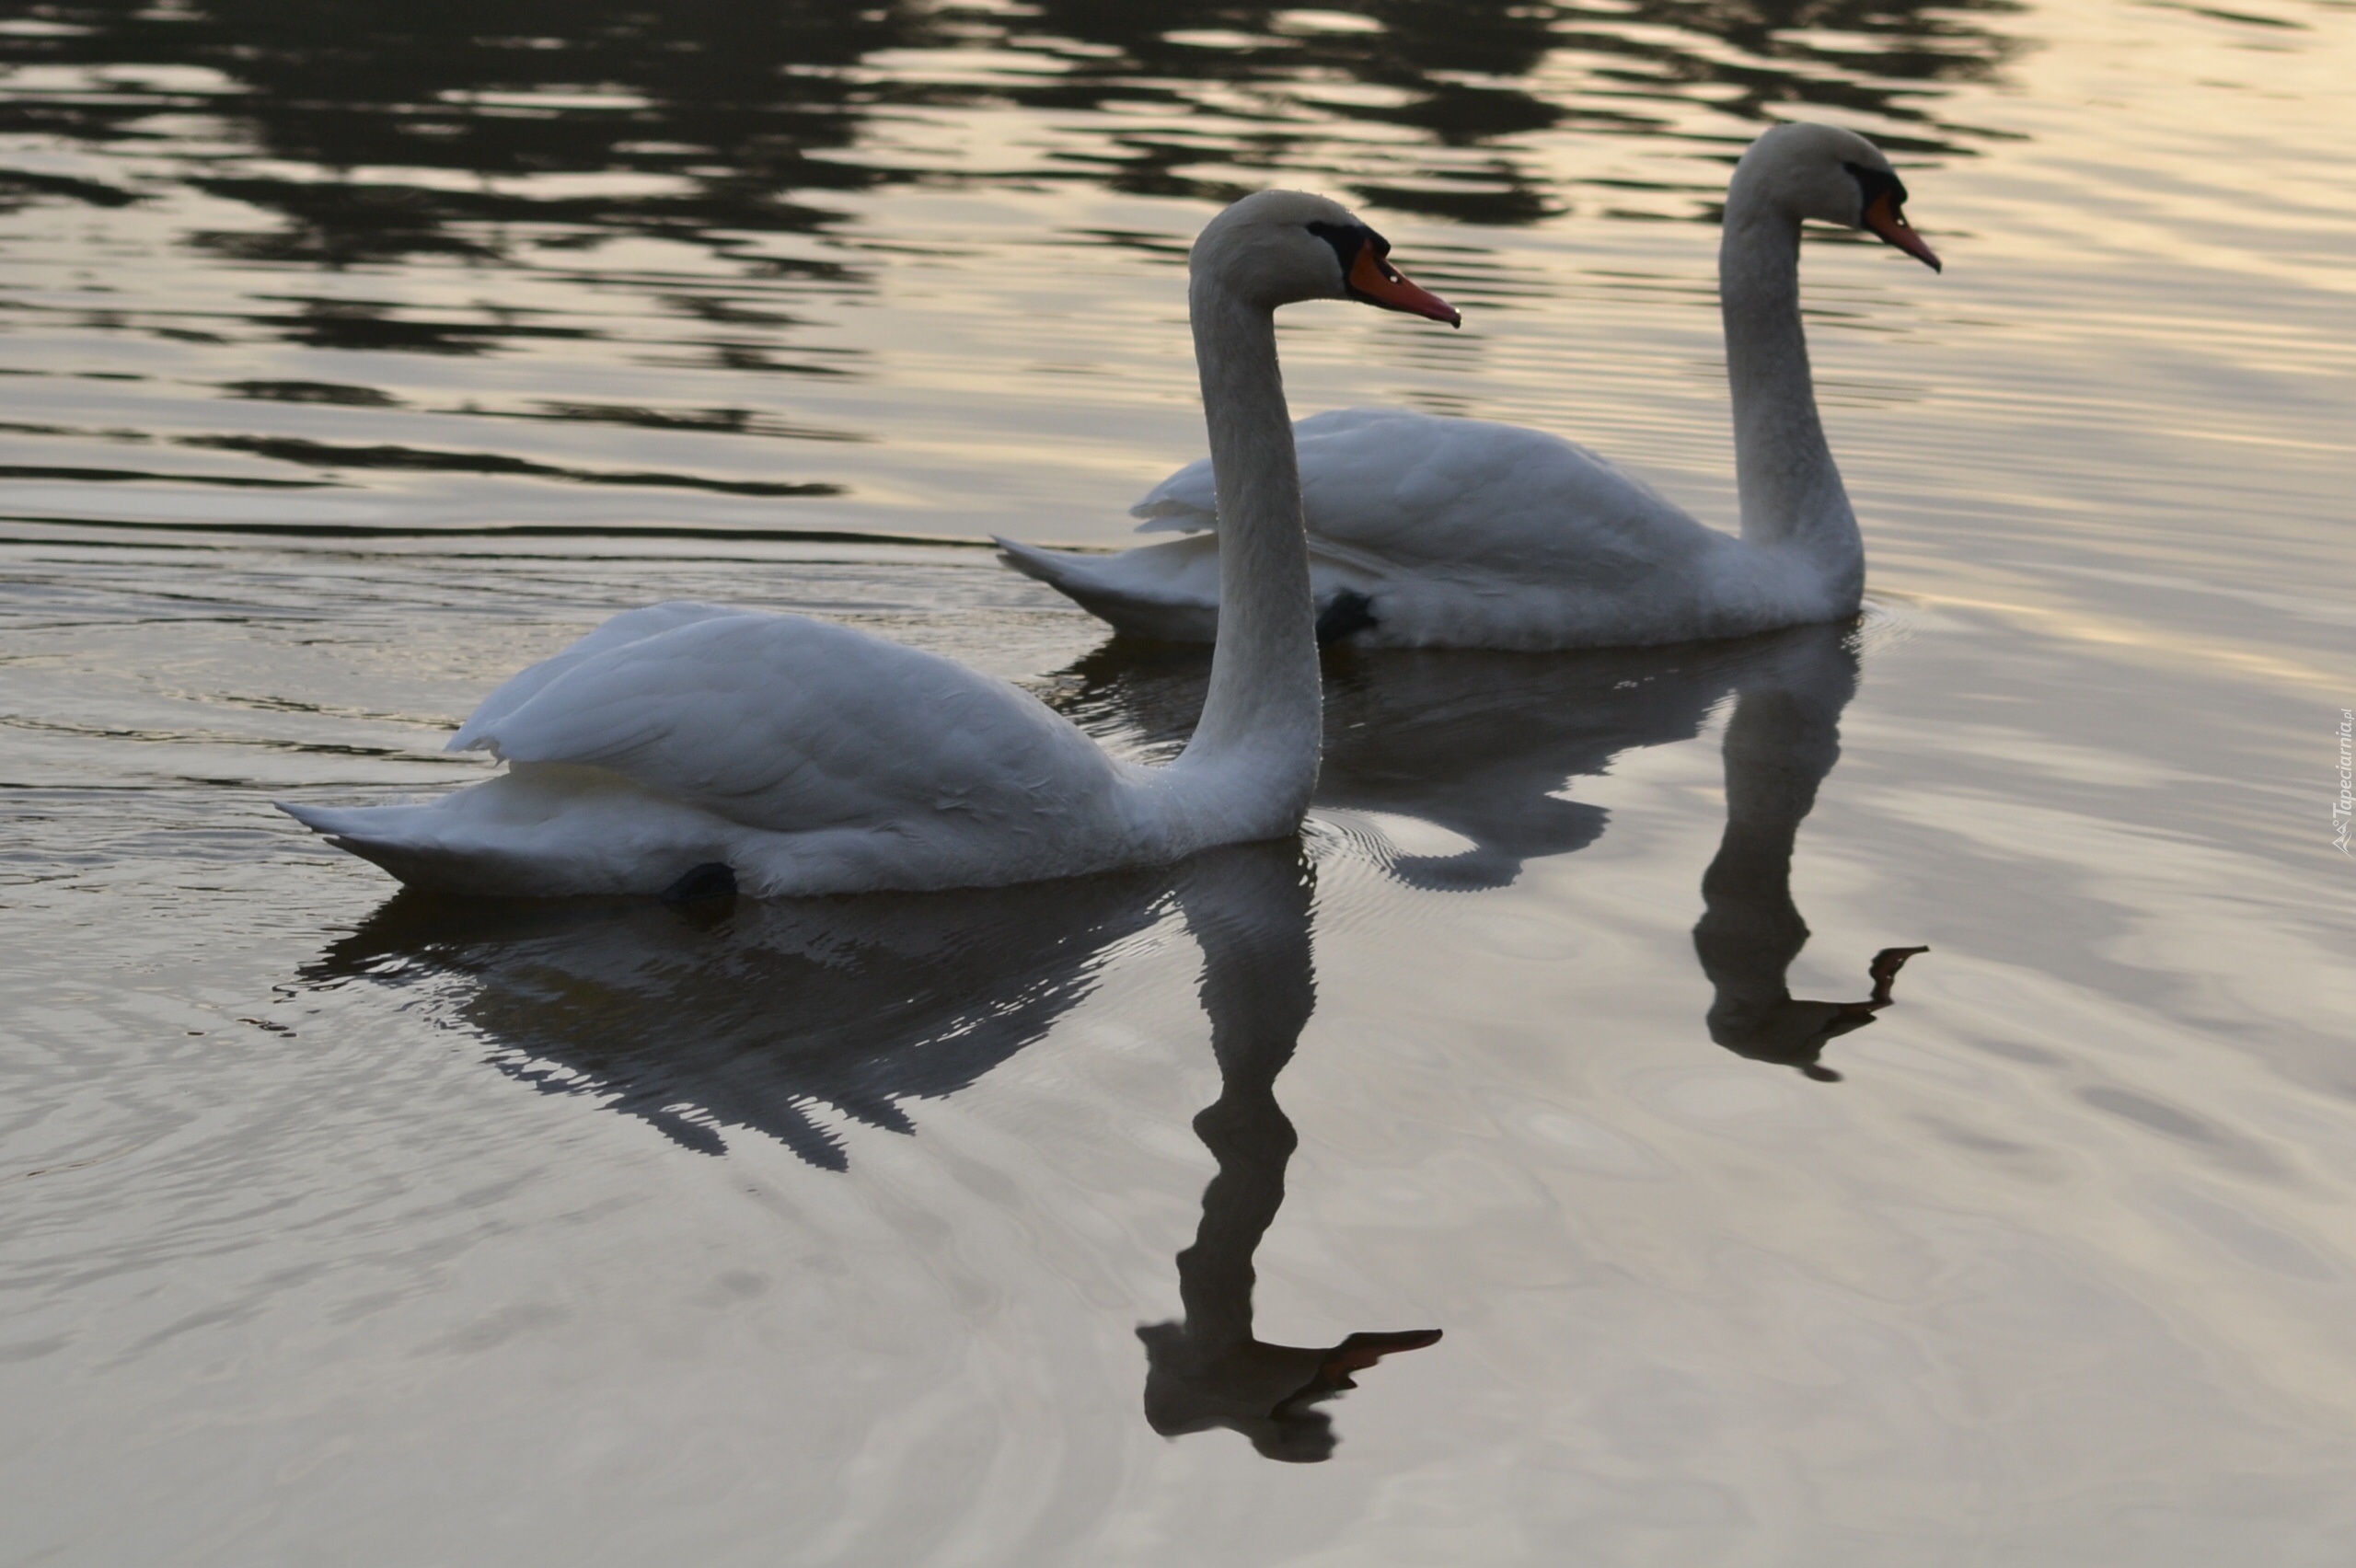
[1169,280,1320,827]
[1719,186,1861,579]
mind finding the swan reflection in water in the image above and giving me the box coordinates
[1693,631,1926,1079]
[1144,845,1440,1462]
[1055,617,1923,1073]
[309,864,1181,1168]
[302,617,1916,1458]
[309,837,1441,1458]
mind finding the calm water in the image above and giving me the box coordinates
[4,0,2353,1562]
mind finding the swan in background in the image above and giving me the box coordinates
[997,122,1942,651]
[279,191,1459,898]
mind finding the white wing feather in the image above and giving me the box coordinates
[279,605,1160,897]
[456,608,1123,834]
[452,600,744,750]
[1140,409,1717,576]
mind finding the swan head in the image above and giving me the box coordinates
[1192,190,1461,326]
[1735,122,1942,272]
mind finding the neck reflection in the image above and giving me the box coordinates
[1692,630,1925,1081]
[1057,619,1923,1078]
[1140,844,1440,1464]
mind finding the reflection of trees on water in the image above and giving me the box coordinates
[981,1,1576,224]
[3,1,903,263]
[4,0,2022,269]
[1554,0,2024,151]
[983,0,2020,220]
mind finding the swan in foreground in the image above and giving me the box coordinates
[280,192,1459,897]
[996,122,1941,651]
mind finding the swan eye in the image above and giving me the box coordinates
[1307,219,1461,324]
[1306,218,1370,278]
[1307,220,1408,288]
[1842,161,1910,227]
[1844,160,1941,271]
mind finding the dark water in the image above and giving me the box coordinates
[3,0,2353,1562]
[0,0,2023,537]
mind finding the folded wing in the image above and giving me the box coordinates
[455,606,1123,835]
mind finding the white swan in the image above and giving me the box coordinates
[996,122,1941,651]
[279,192,1460,898]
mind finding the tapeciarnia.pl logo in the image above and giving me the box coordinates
[2335,709,2352,857]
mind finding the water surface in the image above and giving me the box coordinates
[3,0,2353,1562]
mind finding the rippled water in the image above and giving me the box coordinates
[4,0,2353,1562]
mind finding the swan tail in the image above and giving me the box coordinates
[277,798,521,894]
[276,776,734,898]
[991,536,1220,643]
[278,799,380,841]
[996,534,1389,644]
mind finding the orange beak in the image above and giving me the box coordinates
[1863,189,1942,272]
[1347,247,1461,326]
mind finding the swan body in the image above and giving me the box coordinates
[1001,407,1831,648]
[998,122,1941,651]
[281,191,1459,897]
[284,604,1168,896]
